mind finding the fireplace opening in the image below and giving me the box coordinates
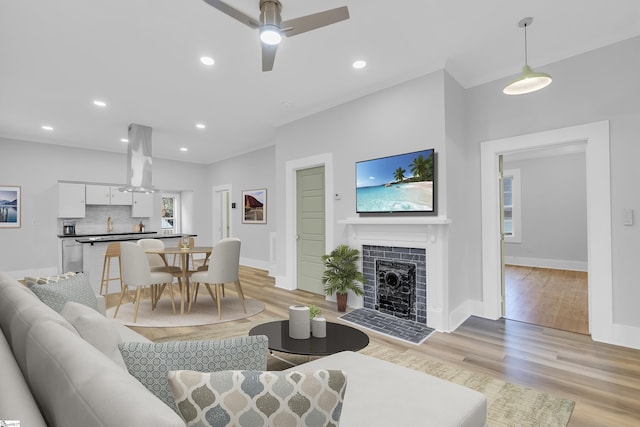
[376,260,416,320]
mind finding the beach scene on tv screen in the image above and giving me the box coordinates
[356,149,434,212]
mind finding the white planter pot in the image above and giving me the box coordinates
[311,316,327,338]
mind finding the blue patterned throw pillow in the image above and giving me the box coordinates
[167,369,347,427]
[118,336,269,411]
[28,272,98,313]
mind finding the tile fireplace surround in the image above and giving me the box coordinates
[339,217,450,331]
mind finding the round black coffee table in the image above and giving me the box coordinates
[249,320,369,357]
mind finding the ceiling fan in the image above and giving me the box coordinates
[201,0,349,71]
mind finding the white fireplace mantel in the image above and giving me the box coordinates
[339,216,451,332]
[338,216,451,225]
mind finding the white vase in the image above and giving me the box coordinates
[311,316,327,338]
[289,305,310,339]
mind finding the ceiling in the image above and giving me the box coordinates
[1,1,639,165]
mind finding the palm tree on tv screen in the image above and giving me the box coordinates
[410,155,430,181]
[393,167,406,183]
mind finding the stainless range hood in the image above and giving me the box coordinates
[119,123,157,193]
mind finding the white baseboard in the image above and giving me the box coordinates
[275,275,296,290]
[239,257,269,271]
[504,256,588,272]
[448,299,484,332]
[611,323,640,350]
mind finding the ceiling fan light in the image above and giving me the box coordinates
[503,65,552,95]
[260,25,282,45]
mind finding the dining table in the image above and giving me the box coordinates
[144,245,213,314]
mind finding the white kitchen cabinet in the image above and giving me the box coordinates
[132,192,154,217]
[110,187,133,205]
[58,182,86,218]
[86,184,132,205]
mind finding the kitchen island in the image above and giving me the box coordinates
[59,232,196,294]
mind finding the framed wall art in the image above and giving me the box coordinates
[0,186,21,228]
[242,188,266,224]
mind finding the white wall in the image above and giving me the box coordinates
[273,70,447,285]
[207,146,276,269]
[504,152,587,269]
[444,71,482,322]
[0,137,210,276]
[467,36,640,329]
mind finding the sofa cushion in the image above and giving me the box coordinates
[168,369,347,427]
[25,320,185,426]
[287,351,487,427]
[28,272,98,313]
[0,331,47,426]
[119,336,269,411]
[0,284,76,375]
[61,301,127,369]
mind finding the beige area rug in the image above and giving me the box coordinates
[106,296,265,327]
[165,320,575,427]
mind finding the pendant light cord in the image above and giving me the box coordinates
[523,22,528,65]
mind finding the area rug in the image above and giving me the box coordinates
[338,307,435,345]
[106,297,264,327]
[167,320,575,427]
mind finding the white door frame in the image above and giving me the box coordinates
[212,184,232,243]
[283,153,334,291]
[480,121,613,343]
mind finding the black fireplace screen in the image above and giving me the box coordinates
[376,260,416,320]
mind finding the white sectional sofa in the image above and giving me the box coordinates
[0,272,486,426]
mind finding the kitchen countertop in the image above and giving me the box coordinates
[58,232,197,245]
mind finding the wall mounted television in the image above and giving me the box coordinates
[356,148,435,214]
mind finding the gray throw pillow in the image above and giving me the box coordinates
[28,272,98,313]
[61,301,126,369]
[168,369,347,427]
[119,336,268,411]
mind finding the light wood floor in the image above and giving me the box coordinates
[110,266,640,426]
[505,265,589,335]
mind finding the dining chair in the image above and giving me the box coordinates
[189,237,246,318]
[137,238,187,307]
[114,242,176,323]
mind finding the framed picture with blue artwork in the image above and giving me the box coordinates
[0,186,21,228]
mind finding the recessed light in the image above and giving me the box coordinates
[121,138,129,143]
[352,60,367,69]
[41,125,54,131]
[180,147,188,152]
[200,56,214,66]
[93,100,107,107]
[196,123,206,129]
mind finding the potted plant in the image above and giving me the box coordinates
[321,244,366,312]
[308,305,326,337]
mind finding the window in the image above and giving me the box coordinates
[503,169,521,243]
[162,193,179,234]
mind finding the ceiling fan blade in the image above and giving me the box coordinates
[262,43,278,72]
[281,6,349,37]
[201,0,259,28]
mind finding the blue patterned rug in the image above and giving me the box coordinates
[338,308,435,345]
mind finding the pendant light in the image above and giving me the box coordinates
[503,17,552,95]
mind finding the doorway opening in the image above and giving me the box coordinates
[212,185,232,243]
[501,147,589,335]
[481,121,613,344]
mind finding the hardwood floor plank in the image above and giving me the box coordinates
[107,266,640,426]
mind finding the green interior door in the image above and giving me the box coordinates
[296,166,326,295]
